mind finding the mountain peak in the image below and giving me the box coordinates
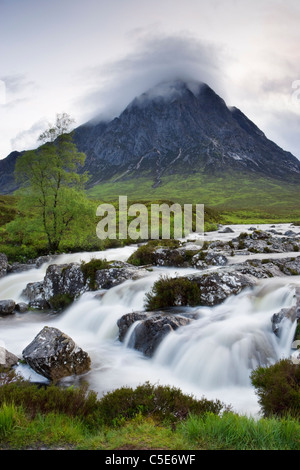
[126,79,207,110]
[1,79,300,195]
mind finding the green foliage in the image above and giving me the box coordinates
[250,359,300,418]
[81,258,111,290]
[181,411,300,450]
[127,239,181,266]
[144,275,201,310]
[48,293,75,311]
[0,372,100,428]
[0,369,299,450]
[97,382,225,426]
[0,196,17,227]
[0,403,20,438]
[13,114,95,254]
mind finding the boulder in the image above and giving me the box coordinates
[118,311,192,357]
[0,347,19,368]
[22,281,49,309]
[0,299,16,316]
[95,261,147,289]
[0,253,8,278]
[271,287,300,337]
[187,270,256,306]
[22,326,91,382]
[43,263,86,302]
[218,227,234,233]
[15,302,29,313]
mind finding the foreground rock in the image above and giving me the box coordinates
[117,311,194,357]
[0,347,19,369]
[22,326,91,382]
[0,299,16,316]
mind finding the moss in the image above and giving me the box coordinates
[127,239,181,267]
[81,258,111,290]
[49,293,75,311]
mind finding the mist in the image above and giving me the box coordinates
[75,33,230,124]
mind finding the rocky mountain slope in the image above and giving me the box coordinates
[73,79,300,188]
[0,79,299,194]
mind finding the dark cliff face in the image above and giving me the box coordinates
[1,79,300,193]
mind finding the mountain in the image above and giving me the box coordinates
[0,79,300,196]
[72,79,300,188]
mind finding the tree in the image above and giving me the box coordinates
[14,113,95,253]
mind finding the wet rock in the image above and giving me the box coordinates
[95,261,147,289]
[118,311,192,357]
[187,270,256,306]
[22,326,91,382]
[0,253,8,278]
[218,227,234,233]
[0,299,16,316]
[22,281,49,309]
[35,255,53,268]
[8,262,36,273]
[271,287,300,337]
[0,347,19,368]
[15,302,29,313]
[43,263,86,302]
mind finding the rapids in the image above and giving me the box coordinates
[0,223,299,416]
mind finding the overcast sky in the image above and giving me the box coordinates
[1,0,300,159]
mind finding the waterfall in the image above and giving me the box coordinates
[0,226,299,416]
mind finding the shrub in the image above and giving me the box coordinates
[0,372,100,427]
[127,240,181,267]
[250,359,300,418]
[81,258,111,290]
[144,275,201,310]
[98,382,225,425]
[48,293,74,311]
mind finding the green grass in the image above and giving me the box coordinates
[180,412,300,450]
[87,171,300,222]
[0,195,17,227]
[0,368,299,450]
[1,404,299,450]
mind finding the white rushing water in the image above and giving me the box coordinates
[0,224,299,417]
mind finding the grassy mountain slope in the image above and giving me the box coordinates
[87,170,300,223]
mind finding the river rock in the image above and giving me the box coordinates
[0,347,19,368]
[22,281,49,309]
[22,326,91,382]
[43,263,86,301]
[186,270,256,306]
[95,261,148,289]
[271,287,300,336]
[218,227,234,233]
[15,302,29,313]
[0,253,8,278]
[0,299,16,316]
[117,311,192,357]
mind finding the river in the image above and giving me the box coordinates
[0,223,299,417]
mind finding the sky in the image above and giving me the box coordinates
[0,0,300,159]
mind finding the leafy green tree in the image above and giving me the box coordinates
[14,113,95,253]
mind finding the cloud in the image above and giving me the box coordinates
[10,119,49,153]
[75,32,230,122]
